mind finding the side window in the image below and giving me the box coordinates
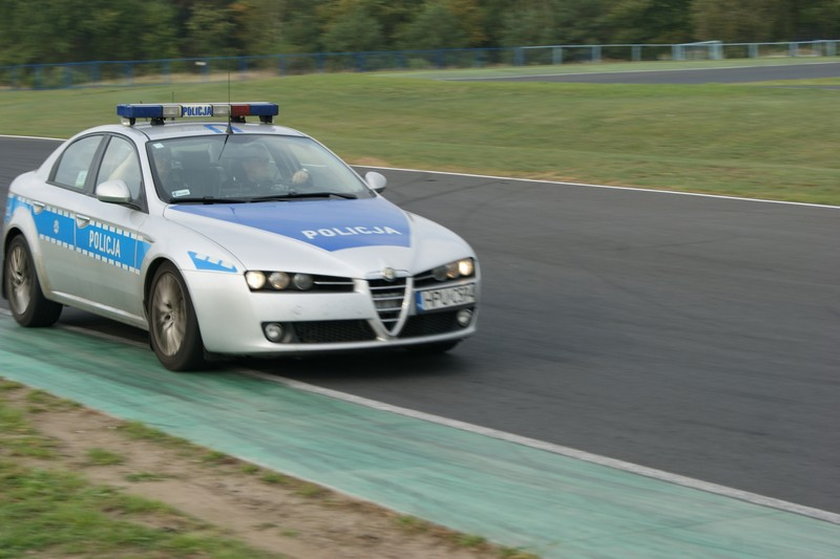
[98,136,143,202]
[52,135,103,191]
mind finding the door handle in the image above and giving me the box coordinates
[76,214,91,227]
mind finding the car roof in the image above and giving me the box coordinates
[80,121,308,141]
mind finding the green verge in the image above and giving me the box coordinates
[0,383,288,559]
[0,463,289,559]
[1,69,839,205]
[0,380,540,559]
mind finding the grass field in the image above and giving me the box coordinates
[1,62,839,205]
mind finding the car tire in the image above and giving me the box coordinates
[4,235,62,327]
[147,262,205,372]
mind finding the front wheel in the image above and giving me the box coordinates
[4,236,62,327]
[147,263,205,371]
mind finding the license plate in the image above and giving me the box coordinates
[416,284,476,312]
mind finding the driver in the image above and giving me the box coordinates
[239,144,309,191]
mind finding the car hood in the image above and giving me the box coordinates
[164,197,472,277]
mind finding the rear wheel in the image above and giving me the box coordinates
[4,236,62,327]
[147,263,205,371]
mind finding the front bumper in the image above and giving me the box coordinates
[184,270,479,355]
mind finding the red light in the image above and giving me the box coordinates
[230,104,250,118]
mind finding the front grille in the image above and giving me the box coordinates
[369,278,407,334]
[291,320,376,343]
[399,310,466,338]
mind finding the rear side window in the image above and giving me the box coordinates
[52,135,103,191]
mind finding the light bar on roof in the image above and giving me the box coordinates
[116,102,279,125]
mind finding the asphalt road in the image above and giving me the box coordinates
[466,60,840,84]
[2,128,839,517]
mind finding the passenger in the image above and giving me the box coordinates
[152,145,186,194]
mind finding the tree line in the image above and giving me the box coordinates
[2,0,839,66]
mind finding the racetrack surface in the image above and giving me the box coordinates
[2,135,839,518]
[4,317,840,558]
[458,61,840,83]
[316,167,840,515]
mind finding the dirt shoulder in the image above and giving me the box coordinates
[0,382,537,559]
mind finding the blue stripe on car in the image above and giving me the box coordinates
[188,251,237,273]
[76,221,144,271]
[4,194,27,222]
[9,194,151,274]
[204,124,242,134]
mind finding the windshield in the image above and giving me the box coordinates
[147,134,374,203]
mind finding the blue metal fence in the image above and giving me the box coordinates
[1,40,838,90]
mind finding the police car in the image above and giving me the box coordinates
[2,103,479,370]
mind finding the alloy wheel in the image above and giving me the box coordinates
[150,272,187,356]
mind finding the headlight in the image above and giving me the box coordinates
[245,271,266,290]
[268,272,290,290]
[245,270,319,291]
[432,258,475,282]
[292,273,314,291]
[457,258,474,277]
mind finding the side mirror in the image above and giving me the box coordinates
[96,179,132,204]
[365,171,387,193]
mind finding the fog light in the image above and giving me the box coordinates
[456,308,473,327]
[263,322,286,342]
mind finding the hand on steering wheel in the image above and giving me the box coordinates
[291,169,310,185]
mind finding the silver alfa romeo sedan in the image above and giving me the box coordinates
[2,102,479,370]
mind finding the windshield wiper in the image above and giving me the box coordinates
[170,192,359,204]
[169,196,250,204]
[250,191,358,201]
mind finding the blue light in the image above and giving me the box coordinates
[117,104,163,119]
[247,103,279,116]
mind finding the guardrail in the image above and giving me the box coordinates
[519,40,839,64]
[2,40,838,90]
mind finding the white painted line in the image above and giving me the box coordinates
[0,134,65,142]
[361,165,840,210]
[3,133,837,209]
[241,367,840,526]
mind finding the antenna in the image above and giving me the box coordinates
[225,71,233,135]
